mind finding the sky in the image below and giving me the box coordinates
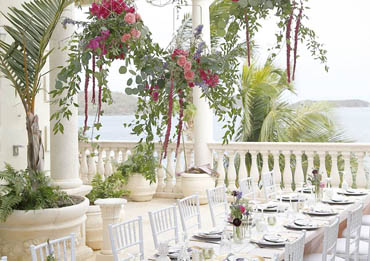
[78,0,370,103]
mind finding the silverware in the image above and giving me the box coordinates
[189,239,220,245]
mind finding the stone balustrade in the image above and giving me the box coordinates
[79,141,370,199]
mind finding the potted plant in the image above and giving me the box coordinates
[115,144,158,202]
[0,0,93,259]
[85,173,129,250]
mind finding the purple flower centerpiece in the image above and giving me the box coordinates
[229,190,251,243]
[307,169,325,201]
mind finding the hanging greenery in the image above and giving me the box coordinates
[210,0,329,82]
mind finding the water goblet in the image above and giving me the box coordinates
[267,215,277,232]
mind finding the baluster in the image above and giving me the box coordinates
[80,148,89,184]
[355,152,367,188]
[272,151,282,189]
[174,150,183,194]
[238,151,248,183]
[114,149,120,170]
[165,150,175,193]
[122,148,128,162]
[156,149,165,193]
[216,150,225,187]
[88,149,97,183]
[306,151,315,176]
[185,149,193,170]
[227,151,237,191]
[97,148,105,178]
[104,148,113,177]
[250,151,259,184]
[318,151,328,180]
[294,151,304,187]
[261,151,269,174]
[342,152,353,188]
[329,152,340,187]
[282,151,292,191]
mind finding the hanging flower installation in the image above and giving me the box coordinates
[210,0,329,83]
[51,1,240,159]
[51,0,155,134]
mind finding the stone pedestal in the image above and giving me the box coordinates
[95,198,127,261]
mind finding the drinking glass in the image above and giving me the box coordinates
[267,215,277,232]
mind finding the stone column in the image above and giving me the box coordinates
[49,5,90,196]
[192,0,213,166]
[95,198,127,261]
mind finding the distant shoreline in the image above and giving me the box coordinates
[78,92,370,115]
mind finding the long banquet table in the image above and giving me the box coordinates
[185,189,370,260]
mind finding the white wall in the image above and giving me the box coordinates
[0,0,50,172]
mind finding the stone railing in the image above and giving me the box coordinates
[78,141,194,198]
[79,141,370,199]
[209,142,370,190]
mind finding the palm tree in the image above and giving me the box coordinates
[0,0,70,172]
[237,60,347,143]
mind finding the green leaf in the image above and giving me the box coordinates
[125,88,132,95]
[55,80,63,90]
[135,75,142,84]
[127,78,133,86]
[119,66,127,74]
[129,70,136,75]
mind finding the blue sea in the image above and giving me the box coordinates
[78,107,370,143]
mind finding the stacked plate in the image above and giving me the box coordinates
[303,207,338,216]
[257,203,278,212]
[322,197,354,205]
[279,194,305,202]
[192,230,222,243]
[284,218,320,230]
[252,233,288,247]
[337,189,368,196]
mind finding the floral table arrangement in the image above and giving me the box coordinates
[229,191,252,243]
[307,169,325,201]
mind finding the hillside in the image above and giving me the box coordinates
[78,92,137,115]
[294,99,370,108]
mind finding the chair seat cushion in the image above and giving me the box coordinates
[304,253,345,261]
[363,215,370,226]
[342,226,370,240]
[336,238,369,257]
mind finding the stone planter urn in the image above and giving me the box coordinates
[181,173,215,204]
[125,173,157,202]
[0,196,93,261]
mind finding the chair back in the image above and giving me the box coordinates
[284,231,305,261]
[207,186,228,228]
[108,216,144,261]
[148,205,179,249]
[30,233,75,261]
[344,204,363,261]
[322,217,340,261]
[177,194,201,240]
[0,257,7,261]
[239,177,256,201]
[261,171,277,200]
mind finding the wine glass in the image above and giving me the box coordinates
[267,215,277,232]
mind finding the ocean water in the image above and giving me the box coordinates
[78,107,370,143]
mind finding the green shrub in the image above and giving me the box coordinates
[115,144,157,184]
[0,164,75,222]
[86,173,129,204]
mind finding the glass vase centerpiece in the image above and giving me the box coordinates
[307,169,326,202]
[229,191,251,243]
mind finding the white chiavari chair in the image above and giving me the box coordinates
[261,171,278,201]
[148,205,179,249]
[207,186,228,228]
[108,216,144,261]
[239,177,256,201]
[336,204,366,261]
[177,194,201,240]
[285,231,306,261]
[304,217,344,261]
[0,257,7,261]
[30,233,75,261]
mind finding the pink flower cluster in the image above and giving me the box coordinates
[86,30,110,55]
[90,0,135,19]
[172,49,195,85]
[199,69,219,87]
[146,84,159,102]
[121,28,141,43]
